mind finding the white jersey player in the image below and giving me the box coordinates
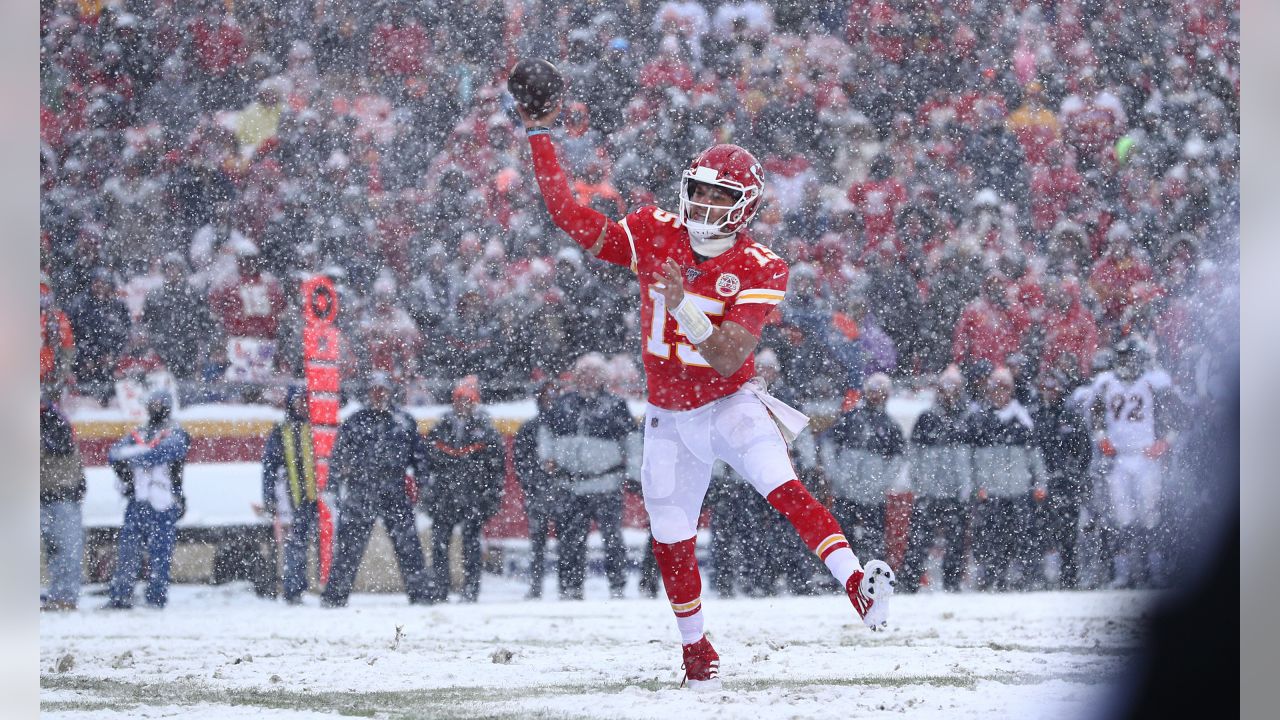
[1090,338,1175,587]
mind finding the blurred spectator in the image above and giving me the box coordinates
[261,385,320,605]
[40,275,75,394]
[965,368,1045,591]
[186,0,250,110]
[513,379,565,599]
[368,1,428,82]
[234,78,285,154]
[321,373,433,607]
[1040,276,1099,381]
[543,354,633,600]
[963,102,1029,213]
[359,273,421,378]
[847,154,906,254]
[141,254,216,380]
[40,392,86,611]
[208,244,287,380]
[1029,143,1084,234]
[820,373,904,563]
[1006,81,1060,167]
[952,274,1030,374]
[65,268,131,390]
[1089,222,1155,323]
[138,56,201,137]
[103,391,190,609]
[1059,68,1126,171]
[901,366,972,593]
[423,375,505,603]
[837,294,897,380]
[1030,371,1092,590]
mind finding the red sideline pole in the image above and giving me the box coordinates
[300,275,342,584]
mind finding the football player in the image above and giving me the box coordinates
[1090,337,1177,588]
[517,98,894,690]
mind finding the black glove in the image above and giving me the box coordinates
[174,494,187,520]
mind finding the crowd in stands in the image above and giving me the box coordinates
[39,0,1239,410]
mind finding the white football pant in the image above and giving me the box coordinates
[641,387,796,543]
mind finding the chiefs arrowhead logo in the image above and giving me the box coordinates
[715,273,740,297]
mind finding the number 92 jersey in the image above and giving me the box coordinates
[599,205,788,411]
[1090,368,1172,454]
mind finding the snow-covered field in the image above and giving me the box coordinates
[40,572,1155,720]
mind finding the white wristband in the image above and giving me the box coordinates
[670,297,714,344]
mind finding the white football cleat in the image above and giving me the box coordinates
[846,560,896,631]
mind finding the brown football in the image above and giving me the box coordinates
[507,58,564,119]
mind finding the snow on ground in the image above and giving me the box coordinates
[40,572,1154,720]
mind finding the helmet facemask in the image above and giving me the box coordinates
[679,170,758,255]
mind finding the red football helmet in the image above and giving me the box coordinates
[678,144,765,241]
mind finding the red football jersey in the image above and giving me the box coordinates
[591,205,789,410]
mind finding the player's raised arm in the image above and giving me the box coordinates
[516,99,634,269]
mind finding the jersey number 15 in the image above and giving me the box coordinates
[646,289,725,368]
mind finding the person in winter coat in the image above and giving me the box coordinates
[1030,372,1093,590]
[142,254,217,380]
[40,392,86,611]
[261,385,321,604]
[820,373,905,562]
[542,354,634,600]
[512,379,565,599]
[901,366,972,593]
[103,391,191,609]
[66,268,131,389]
[423,375,505,603]
[321,373,433,607]
[952,273,1031,373]
[1039,276,1099,381]
[965,368,1047,591]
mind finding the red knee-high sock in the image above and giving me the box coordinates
[767,480,861,584]
[651,537,705,644]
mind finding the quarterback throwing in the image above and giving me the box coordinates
[517,94,895,690]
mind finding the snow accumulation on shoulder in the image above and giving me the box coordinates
[40,575,1153,720]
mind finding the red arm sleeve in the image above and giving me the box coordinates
[528,133,634,269]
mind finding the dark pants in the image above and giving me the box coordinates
[322,489,431,605]
[525,509,553,596]
[638,530,660,598]
[556,491,627,597]
[765,502,831,596]
[1044,491,1083,589]
[109,501,181,607]
[282,502,318,601]
[430,513,486,602]
[831,498,886,564]
[711,481,780,597]
[974,497,1025,591]
[900,497,967,593]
